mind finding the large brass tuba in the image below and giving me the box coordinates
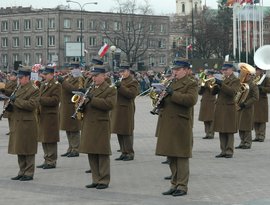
[235,63,255,110]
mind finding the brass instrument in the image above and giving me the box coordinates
[71,82,95,120]
[150,78,174,115]
[200,77,216,88]
[110,75,123,88]
[235,63,255,110]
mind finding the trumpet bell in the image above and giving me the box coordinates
[254,45,270,70]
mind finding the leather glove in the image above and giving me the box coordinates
[165,87,173,95]
[57,76,64,83]
[9,95,16,102]
[215,78,222,86]
[114,81,121,88]
[84,93,93,104]
[239,102,246,110]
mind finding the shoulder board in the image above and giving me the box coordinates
[55,81,59,85]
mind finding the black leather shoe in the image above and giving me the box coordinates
[6,132,10,135]
[164,175,172,180]
[172,189,187,197]
[215,153,226,158]
[252,138,259,142]
[61,152,70,157]
[11,175,23,180]
[67,152,79,157]
[117,149,121,152]
[235,145,243,149]
[85,183,98,188]
[123,155,134,161]
[20,175,33,181]
[241,145,251,149]
[258,139,264,142]
[115,154,125,161]
[96,184,108,189]
[36,164,45,168]
[225,154,233,158]
[162,188,176,195]
[85,169,92,173]
[161,159,170,164]
[43,164,56,169]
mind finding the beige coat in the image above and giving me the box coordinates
[38,79,61,143]
[111,75,139,135]
[79,81,117,155]
[8,82,40,155]
[213,74,240,133]
[155,75,198,158]
[254,77,270,123]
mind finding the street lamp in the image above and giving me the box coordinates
[66,0,98,66]
[110,45,116,72]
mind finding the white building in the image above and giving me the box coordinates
[176,0,202,16]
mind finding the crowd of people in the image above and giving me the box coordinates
[0,58,269,197]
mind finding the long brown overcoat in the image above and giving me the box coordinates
[8,82,40,155]
[254,77,270,123]
[155,75,198,158]
[213,74,240,133]
[38,79,61,143]
[79,81,116,155]
[59,76,82,131]
[111,75,139,135]
[238,80,259,130]
[2,80,17,118]
[198,85,216,122]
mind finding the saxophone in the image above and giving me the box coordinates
[71,76,85,120]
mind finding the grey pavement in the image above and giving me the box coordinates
[1,96,270,205]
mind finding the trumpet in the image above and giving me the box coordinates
[200,77,216,88]
[110,76,123,88]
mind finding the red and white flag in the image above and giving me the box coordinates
[187,44,192,51]
[98,43,110,58]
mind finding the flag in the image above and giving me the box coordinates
[187,44,192,51]
[98,43,110,58]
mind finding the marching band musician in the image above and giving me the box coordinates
[198,70,216,139]
[36,67,61,169]
[156,59,198,197]
[79,65,117,189]
[235,64,259,149]
[111,62,140,161]
[9,67,40,181]
[253,66,270,142]
[213,63,240,158]
[57,63,84,158]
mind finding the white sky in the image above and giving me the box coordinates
[1,0,269,15]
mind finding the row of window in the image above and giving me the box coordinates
[1,36,55,48]
[1,18,167,33]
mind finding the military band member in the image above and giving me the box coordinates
[253,67,270,142]
[57,64,83,157]
[198,70,216,139]
[111,62,140,161]
[36,67,61,169]
[213,63,240,158]
[156,59,198,197]
[235,64,259,149]
[79,66,117,189]
[9,68,40,181]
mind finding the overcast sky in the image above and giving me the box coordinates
[1,0,269,15]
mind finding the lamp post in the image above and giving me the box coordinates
[110,45,116,72]
[66,0,97,66]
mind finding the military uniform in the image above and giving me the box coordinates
[198,82,216,139]
[237,79,259,148]
[59,74,83,157]
[111,74,139,160]
[79,69,116,188]
[156,60,198,196]
[253,76,270,142]
[9,77,39,180]
[38,76,61,168]
[213,72,240,158]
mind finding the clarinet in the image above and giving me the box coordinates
[0,83,20,120]
[150,78,174,115]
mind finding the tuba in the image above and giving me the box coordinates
[235,63,255,110]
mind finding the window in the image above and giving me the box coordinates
[89,20,95,30]
[24,36,31,47]
[77,36,83,42]
[126,22,131,32]
[24,53,31,65]
[149,24,154,32]
[48,35,55,46]
[36,19,43,30]
[89,36,97,46]
[102,37,109,44]
[64,19,71,29]
[77,19,84,30]
[182,4,185,13]
[35,53,42,64]
[159,55,166,65]
[148,39,156,48]
[160,24,166,33]
[195,3,198,13]
[64,36,71,43]
[2,54,8,65]
[48,18,55,29]
[1,21,8,32]
[13,20,20,31]
[149,56,155,66]
[1,37,8,48]
[101,21,107,30]
[13,37,19,47]
[13,54,19,62]
[158,39,166,48]
[114,22,121,31]
[24,19,31,30]
[36,36,43,46]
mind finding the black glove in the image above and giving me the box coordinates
[78,88,86,94]
[239,102,246,110]
[215,78,222,86]
[165,87,173,95]
[9,95,16,102]
[114,81,121,88]
[57,76,64,83]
